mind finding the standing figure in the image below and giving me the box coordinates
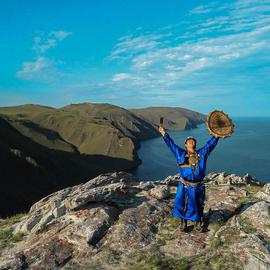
[159,125,219,232]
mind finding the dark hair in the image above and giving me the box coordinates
[185,136,196,146]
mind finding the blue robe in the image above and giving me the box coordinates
[162,131,219,221]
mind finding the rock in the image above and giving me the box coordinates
[255,183,270,202]
[97,200,167,252]
[204,172,262,186]
[53,204,67,218]
[60,205,119,247]
[14,172,140,234]
[0,257,22,270]
[160,174,180,186]
[230,234,270,270]
[263,183,270,194]
[160,228,207,257]
[149,185,170,200]
[1,171,270,270]
[204,184,248,225]
[238,201,270,236]
[64,182,130,210]
[138,181,155,190]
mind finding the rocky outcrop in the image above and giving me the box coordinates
[204,171,262,186]
[255,183,270,201]
[0,171,269,270]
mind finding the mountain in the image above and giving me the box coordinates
[0,115,138,217]
[0,102,206,217]
[0,171,269,270]
[129,106,206,130]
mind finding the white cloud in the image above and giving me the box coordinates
[189,5,213,15]
[32,30,72,54]
[16,57,57,82]
[107,33,169,61]
[106,0,270,96]
[17,30,72,82]
[189,1,232,15]
[112,73,131,81]
[51,30,72,41]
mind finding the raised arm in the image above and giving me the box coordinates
[162,131,185,160]
[199,135,219,158]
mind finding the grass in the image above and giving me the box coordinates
[0,228,24,249]
[207,250,243,270]
[209,237,222,249]
[241,185,263,193]
[123,235,242,270]
[123,242,190,270]
[189,230,243,270]
[218,227,244,246]
[164,216,181,230]
[236,194,257,209]
[117,216,190,270]
[207,220,225,250]
[58,213,246,270]
[0,212,27,227]
[122,210,237,270]
[156,215,181,241]
[0,103,204,158]
[0,212,27,249]
[209,220,224,233]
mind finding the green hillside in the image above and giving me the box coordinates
[0,102,206,217]
[129,106,206,130]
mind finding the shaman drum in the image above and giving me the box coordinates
[206,110,234,138]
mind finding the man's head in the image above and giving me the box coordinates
[185,136,196,153]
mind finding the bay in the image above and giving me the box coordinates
[129,117,270,183]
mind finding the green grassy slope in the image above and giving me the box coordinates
[129,106,207,131]
[0,103,159,161]
[0,102,206,217]
[0,115,139,217]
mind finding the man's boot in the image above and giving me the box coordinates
[193,219,204,233]
[193,206,205,232]
[179,218,188,232]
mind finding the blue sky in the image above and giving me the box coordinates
[0,0,269,116]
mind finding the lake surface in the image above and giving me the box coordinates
[129,117,270,183]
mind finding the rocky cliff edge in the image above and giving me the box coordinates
[0,171,270,270]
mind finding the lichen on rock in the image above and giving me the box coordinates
[0,171,270,270]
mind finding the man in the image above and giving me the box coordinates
[159,125,219,232]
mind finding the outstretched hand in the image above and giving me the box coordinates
[159,117,166,136]
[159,125,166,136]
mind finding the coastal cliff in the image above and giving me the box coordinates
[0,103,206,217]
[0,171,269,270]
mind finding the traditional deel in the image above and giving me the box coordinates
[162,131,219,222]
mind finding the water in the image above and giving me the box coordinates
[129,117,270,183]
